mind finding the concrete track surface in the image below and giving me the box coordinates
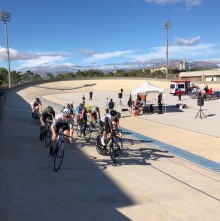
[0,79,220,221]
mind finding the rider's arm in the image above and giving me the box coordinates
[39,103,42,111]
[80,108,85,119]
[39,114,45,125]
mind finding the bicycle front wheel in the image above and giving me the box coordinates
[76,125,82,137]
[110,142,121,164]
[54,145,65,172]
[83,125,91,142]
[114,136,123,151]
[45,130,51,147]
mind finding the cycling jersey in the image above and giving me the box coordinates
[75,104,83,115]
[52,112,74,129]
[41,108,55,121]
[31,100,41,107]
[100,113,112,124]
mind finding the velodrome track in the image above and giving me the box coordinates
[0,79,220,221]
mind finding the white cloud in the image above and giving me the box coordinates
[126,42,218,62]
[145,0,181,5]
[84,50,136,63]
[0,46,72,68]
[145,0,202,9]
[175,36,200,45]
[185,0,202,9]
[77,49,96,56]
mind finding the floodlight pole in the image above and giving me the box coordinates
[0,10,11,88]
[163,20,171,79]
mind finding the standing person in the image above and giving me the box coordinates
[89,91,93,100]
[204,85,209,95]
[108,98,115,112]
[127,96,133,114]
[82,95,86,105]
[158,93,162,105]
[177,89,182,101]
[141,93,146,106]
[105,98,109,113]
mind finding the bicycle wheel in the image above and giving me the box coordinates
[96,135,107,155]
[114,136,123,151]
[54,144,65,172]
[83,125,91,142]
[76,125,82,137]
[45,130,51,147]
[110,142,121,164]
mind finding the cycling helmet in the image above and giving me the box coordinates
[47,106,53,112]
[116,112,121,118]
[95,107,99,112]
[86,104,92,111]
[62,108,71,116]
[35,98,40,102]
[67,101,73,106]
[110,110,117,116]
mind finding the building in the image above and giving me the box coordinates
[179,69,220,81]
[178,60,187,70]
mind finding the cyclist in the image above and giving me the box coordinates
[39,106,55,140]
[49,108,74,158]
[91,106,101,123]
[85,104,93,125]
[112,111,121,133]
[77,103,88,135]
[99,110,117,146]
[31,98,42,118]
[62,101,75,117]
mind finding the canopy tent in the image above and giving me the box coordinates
[131,81,164,95]
[131,81,166,114]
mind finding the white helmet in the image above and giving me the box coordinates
[67,101,73,105]
[62,108,71,116]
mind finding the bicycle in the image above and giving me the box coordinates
[89,119,101,136]
[96,130,123,164]
[41,118,52,147]
[51,132,72,172]
[76,118,91,142]
[33,109,40,125]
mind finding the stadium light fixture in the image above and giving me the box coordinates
[0,9,11,88]
[163,20,171,79]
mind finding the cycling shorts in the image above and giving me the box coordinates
[55,122,69,134]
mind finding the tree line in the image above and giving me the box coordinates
[0,66,188,88]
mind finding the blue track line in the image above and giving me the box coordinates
[122,128,220,174]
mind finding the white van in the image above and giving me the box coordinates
[170,80,194,95]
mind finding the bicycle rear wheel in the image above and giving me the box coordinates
[110,142,121,164]
[83,125,91,142]
[45,130,51,147]
[54,144,65,172]
[96,135,107,155]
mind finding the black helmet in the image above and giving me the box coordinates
[110,110,117,116]
[47,106,53,112]
[95,107,99,112]
[116,112,121,118]
[35,98,40,102]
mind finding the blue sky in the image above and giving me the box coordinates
[0,0,220,73]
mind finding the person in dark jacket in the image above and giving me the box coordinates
[108,98,115,112]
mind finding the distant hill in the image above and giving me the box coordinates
[189,61,219,69]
